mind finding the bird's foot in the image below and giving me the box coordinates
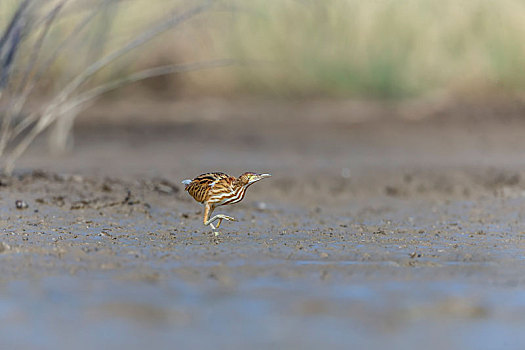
[208,223,221,236]
[216,214,236,222]
[215,215,236,229]
[206,215,237,234]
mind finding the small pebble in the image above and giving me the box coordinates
[15,200,28,209]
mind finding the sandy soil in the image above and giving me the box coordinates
[1,97,525,349]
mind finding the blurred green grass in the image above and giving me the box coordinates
[3,0,525,99]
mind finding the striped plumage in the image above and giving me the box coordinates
[182,171,271,233]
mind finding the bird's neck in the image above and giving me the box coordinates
[234,178,249,187]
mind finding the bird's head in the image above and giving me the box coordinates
[238,172,271,186]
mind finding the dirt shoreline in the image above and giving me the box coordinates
[1,98,525,349]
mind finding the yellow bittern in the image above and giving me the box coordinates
[182,172,271,233]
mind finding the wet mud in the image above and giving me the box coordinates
[1,98,525,349]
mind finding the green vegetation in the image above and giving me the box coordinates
[3,0,525,98]
[225,0,525,97]
[2,0,525,172]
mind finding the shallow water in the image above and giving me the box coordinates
[1,272,525,350]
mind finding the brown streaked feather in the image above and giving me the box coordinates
[185,172,235,204]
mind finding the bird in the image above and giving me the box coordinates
[182,172,271,234]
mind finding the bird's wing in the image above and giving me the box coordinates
[194,172,229,187]
[186,172,230,203]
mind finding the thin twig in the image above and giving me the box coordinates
[68,59,239,110]
[30,0,100,84]
[52,0,216,106]
[11,112,39,139]
[6,0,114,141]
[35,0,117,85]
[12,58,250,142]
[0,0,31,91]
[0,2,65,155]
[0,0,31,54]
[48,59,241,153]
[16,2,65,94]
[3,0,217,174]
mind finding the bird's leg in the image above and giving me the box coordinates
[203,204,214,228]
[215,208,225,229]
[203,204,222,236]
[203,204,236,235]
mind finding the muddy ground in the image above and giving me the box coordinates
[1,98,525,349]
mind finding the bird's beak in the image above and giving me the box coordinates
[249,173,271,184]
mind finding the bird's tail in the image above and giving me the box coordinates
[181,179,192,190]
